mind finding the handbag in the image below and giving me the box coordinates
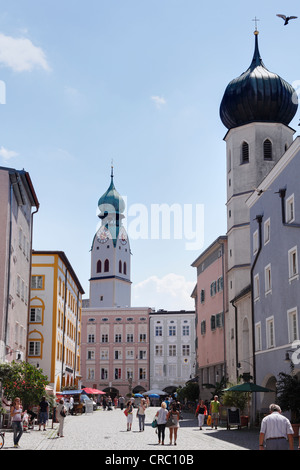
[166,413,177,427]
[60,408,66,417]
[124,409,128,417]
[151,418,158,428]
[207,415,212,426]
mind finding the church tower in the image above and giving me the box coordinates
[219,29,298,382]
[89,167,131,308]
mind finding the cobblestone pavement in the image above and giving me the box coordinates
[1,407,266,452]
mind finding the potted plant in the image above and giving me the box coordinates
[276,368,300,437]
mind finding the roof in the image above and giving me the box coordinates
[32,250,85,294]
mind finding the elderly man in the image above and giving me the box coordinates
[259,404,294,450]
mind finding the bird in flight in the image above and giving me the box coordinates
[276,14,298,25]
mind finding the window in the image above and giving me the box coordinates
[200,289,205,303]
[126,350,134,359]
[104,259,109,272]
[30,307,42,323]
[266,317,275,348]
[264,264,272,294]
[119,260,122,273]
[100,350,108,359]
[288,246,298,281]
[28,341,41,357]
[216,312,224,328]
[97,260,102,273]
[287,308,299,343]
[168,326,176,336]
[139,350,146,360]
[286,195,295,223]
[253,230,258,255]
[200,320,206,335]
[182,345,190,356]
[87,350,95,360]
[155,326,162,336]
[101,368,108,380]
[101,334,108,343]
[264,218,270,245]
[127,333,133,343]
[114,368,121,380]
[139,333,146,342]
[123,262,127,275]
[139,368,146,380]
[241,141,249,163]
[182,325,190,336]
[254,274,260,300]
[155,345,163,356]
[115,334,122,343]
[255,322,262,351]
[169,345,176,356]
[210,281,217,296]
[114,350,122,360]
[263,139,272,160]
[88,334,95,343]
[31,275,44,290]
[211,315,216,331]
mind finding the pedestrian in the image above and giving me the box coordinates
[136,398,147,431]
[195,399,207,430]
[69,395,74,415]
[167,402,180,445]
[10,397,23,448]
[38,396,49,431]
[209,395,221,429]
[56,398,67,437]
[119,395,125,410]
[125,400,133,431]
[155,401,168,445]
[259,404,294,450]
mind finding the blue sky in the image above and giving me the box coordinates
[0,0,299,310]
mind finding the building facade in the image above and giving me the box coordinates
[219,29,298,383]
[247,137,300,412]
[0,166,39,364]
[28,251,84,392]
[191,237,227,399]
[149,310,195,393]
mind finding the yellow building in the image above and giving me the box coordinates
[28,251,84,392]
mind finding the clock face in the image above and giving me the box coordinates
[119,228,128,245]
[97,227,110,243]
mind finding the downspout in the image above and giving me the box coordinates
[217,238,227,381]
[26,205,39,362]
[61,267,68,389]
[278,188,300,228]
[73,290,80,387]
[4,183,14,352]
[230,298,239,382]
[250,214,263,386]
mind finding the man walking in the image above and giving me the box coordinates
[259,404,294,450]
[209,395,221,429]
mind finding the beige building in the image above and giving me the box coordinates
[28,251,84,392]
[0,166,39,364]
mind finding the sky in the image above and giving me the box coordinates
[0,0,300,311]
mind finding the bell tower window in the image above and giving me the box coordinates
[263,139,272,160]
[241,141,249,164]
[97,260,102,273]
[104,259,109,272]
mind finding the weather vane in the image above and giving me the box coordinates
[252,16,260,32]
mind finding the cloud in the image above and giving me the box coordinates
[0,33,50,72]
[0,146,19,160]
[151,95,166,109]
[132,273,195,311]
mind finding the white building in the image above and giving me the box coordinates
[149,310,196,393]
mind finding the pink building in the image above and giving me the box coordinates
[81,306,151,397]
[191,236,228,399]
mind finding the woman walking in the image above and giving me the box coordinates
[11,397,24,448]
[155,402,168,445]
[167,402,180,445]
[195,399,207,430]
[125,400,133,431]
[136,398,147,431]
[56,398,67,437]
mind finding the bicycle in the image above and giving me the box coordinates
[0,431,4,449]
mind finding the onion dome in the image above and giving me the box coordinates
[220,31,298,130]
[98,167,125,217]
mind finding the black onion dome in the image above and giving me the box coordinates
[220,31,298,130]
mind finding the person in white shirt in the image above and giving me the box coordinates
[259,404,294,450]
[155,402,168,445]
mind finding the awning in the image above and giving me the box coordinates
[82,388,105,395]
[57,390,83,395]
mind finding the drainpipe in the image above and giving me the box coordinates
[73,290,80,387]
[230,298,239,382]
[4,183,14,353]
[250,214,263,386]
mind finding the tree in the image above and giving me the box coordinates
[276,370,300,423]
[176,382,199,403]
[0,361,49,408]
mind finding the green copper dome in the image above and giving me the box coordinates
[98,169,125,216]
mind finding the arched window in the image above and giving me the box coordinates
[123,262,127,275]
[104,259,109,272]
[241,141,249,163]
[263,139,272,160]
[119,260,122,273]
[96,260,102,273]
